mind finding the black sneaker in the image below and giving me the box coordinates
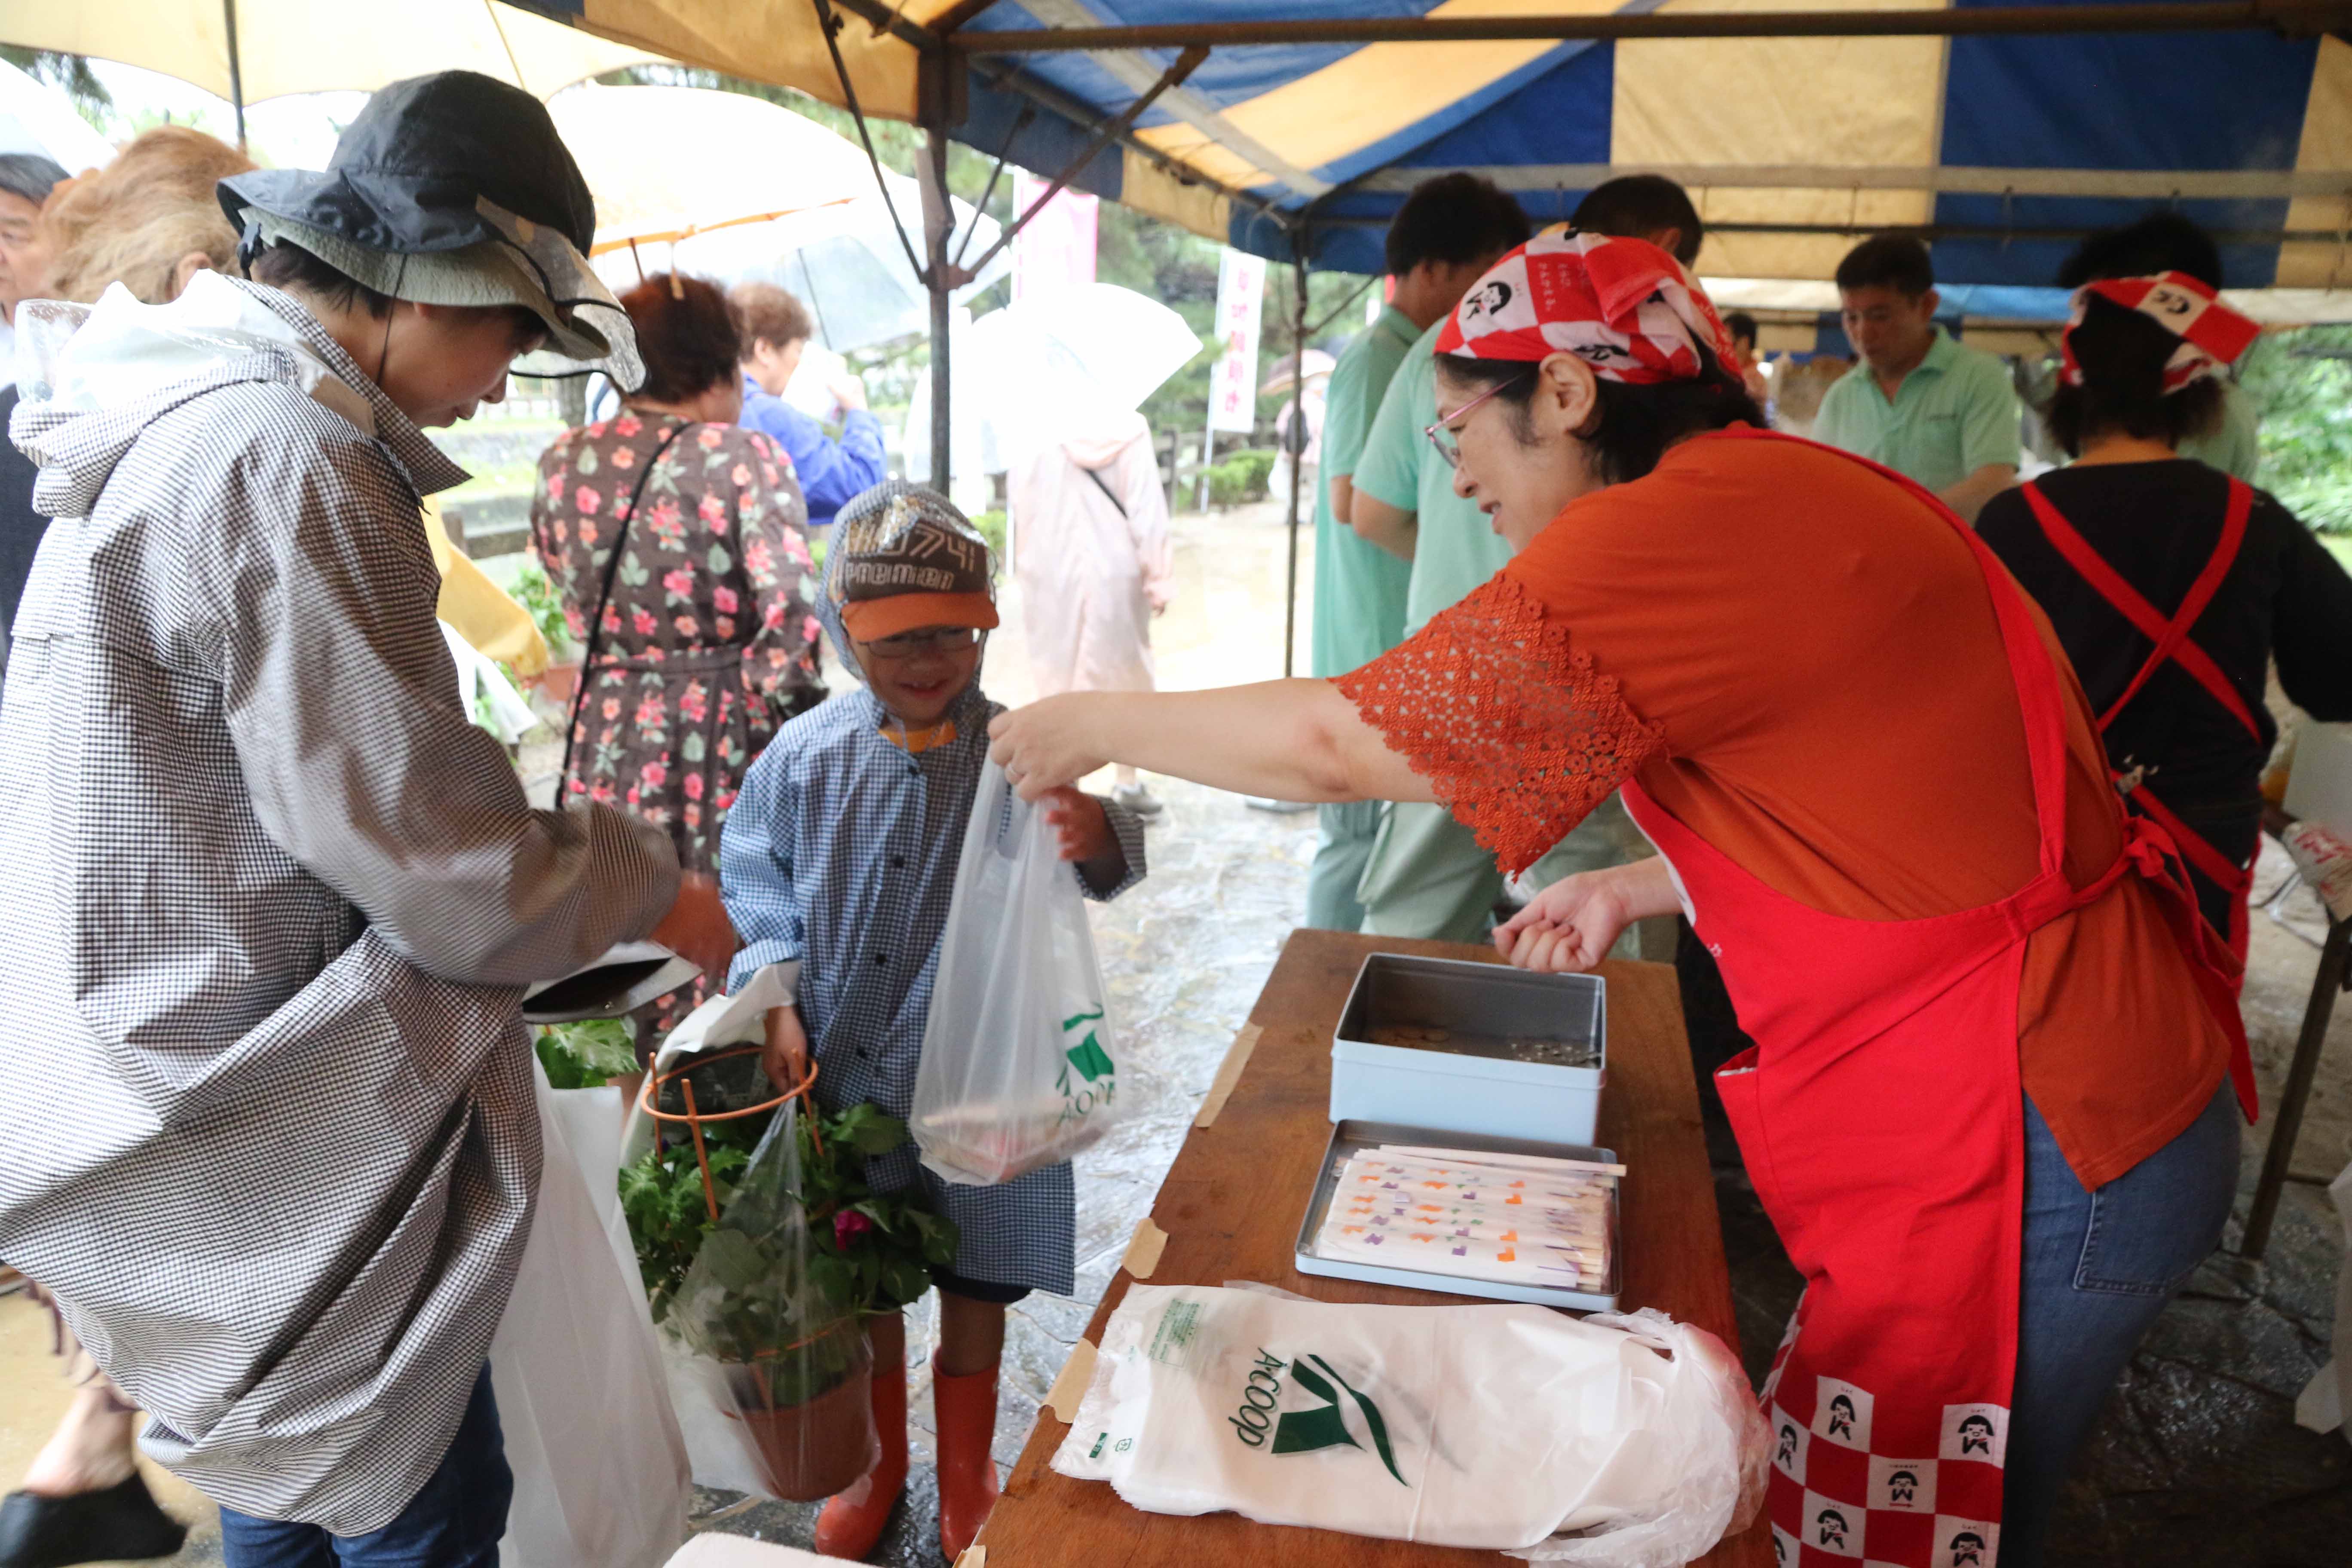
[0,1474,187,1567]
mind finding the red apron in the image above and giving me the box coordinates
[1617,431,2251,1568]
[2017,477,2263,968]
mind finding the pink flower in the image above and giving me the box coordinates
[632,607,658,637]
[802,614,823,647]
[683,771,705,801]
[641,760,668,790]
[698,426,725,449]
[712,585,739,615]
[600,603,623,632]
[715,616,736,641]
[636,696,667,732]
[683,802,702,831]
[730,463,751,488]
[578,521,598,547]
[563,607,585,639]
[575,486,602,517]
[699,494,728,524]
[547,473,566,502]
[601,698,622,721]
[674,614,701,638]
[612,446,637,470]
[616,413,643,438]
[833,1211,874,1248]
[552,518,569,543]
[662,568,695,600]
[679,684,709,724]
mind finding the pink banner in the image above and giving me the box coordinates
[1011,171,1099,300]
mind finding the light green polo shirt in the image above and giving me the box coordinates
[2177,375,2260,483]
[1353,319,1515,636]
[1311,305,1418,678]
[1813,325,2021,495]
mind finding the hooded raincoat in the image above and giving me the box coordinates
[0,273,677,1533]
[1004,410,1174,698]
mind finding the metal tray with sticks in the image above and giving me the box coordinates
[1293,1119,1621,1312]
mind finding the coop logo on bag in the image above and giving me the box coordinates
[1225,1349,1408,1485]
[1054,1009,1115,1125]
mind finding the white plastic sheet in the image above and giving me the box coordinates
[912,760,1121,1185]
[494,1060,692,1568]
[1053,1284,1766,1562]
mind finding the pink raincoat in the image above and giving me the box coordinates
[1008,410,1175,696]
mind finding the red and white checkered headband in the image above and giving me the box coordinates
[1433,229,1739,386]
[2061,271,2260,393]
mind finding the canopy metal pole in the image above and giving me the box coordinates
[1281,237,1308,680]
[223,0,247,151]
[922,129,955,492]
[948,0,2352,50]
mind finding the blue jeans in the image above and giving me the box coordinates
[218,1366,511,1568]
[2003,1083,2239,1565]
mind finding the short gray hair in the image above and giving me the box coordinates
[0,153,69,209]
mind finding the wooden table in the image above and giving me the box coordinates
[974,929,1772,1568]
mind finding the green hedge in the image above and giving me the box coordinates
[1204,447,1278,508]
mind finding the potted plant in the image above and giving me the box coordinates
[607,1046,958,1501]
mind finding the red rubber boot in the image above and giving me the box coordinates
[813,1315,908,1560]
[931,1352,1001,1562]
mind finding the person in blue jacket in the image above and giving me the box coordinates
[731,279,888,533]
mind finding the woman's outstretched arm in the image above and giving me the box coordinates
[987,680,1438,806]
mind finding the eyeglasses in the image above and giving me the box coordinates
[866,626,984,659]
[1423,373,1532,469]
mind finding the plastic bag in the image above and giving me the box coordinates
[2296,1156,2352,1437]
[492,1058,692,1568]
[663,1097,880,1501]
[1052,1284,1766,1559]
[912,759,1120,1185]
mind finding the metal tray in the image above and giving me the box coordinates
[1293,1118,1621,1312]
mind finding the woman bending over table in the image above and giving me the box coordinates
[988,231,2246,1568]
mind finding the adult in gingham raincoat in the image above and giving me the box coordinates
[0,73,734,1564]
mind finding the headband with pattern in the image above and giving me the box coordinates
[1433,229,1737,385]
[2061,271,2259,392]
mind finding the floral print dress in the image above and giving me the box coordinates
[531,412,826,1041]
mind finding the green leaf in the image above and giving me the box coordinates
[707,543,735,576]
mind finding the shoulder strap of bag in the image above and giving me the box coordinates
[1083,465,1129,519]
[560,419,691,783]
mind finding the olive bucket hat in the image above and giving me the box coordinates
[218,70,643,389]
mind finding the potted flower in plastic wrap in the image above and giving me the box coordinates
[607,1044,957,1500]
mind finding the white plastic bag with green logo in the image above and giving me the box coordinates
[1053,1284,1767,1562]
[912,760,1120,1186]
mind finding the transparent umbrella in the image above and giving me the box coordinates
[591,178,1007,355]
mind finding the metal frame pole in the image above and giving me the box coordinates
[2243,913,2352,1259]
[924,128,955,493]
[1281,236,1309,680]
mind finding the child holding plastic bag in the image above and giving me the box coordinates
[717,482,1148,1561]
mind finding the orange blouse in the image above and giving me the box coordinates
[1338,430,2229,1191]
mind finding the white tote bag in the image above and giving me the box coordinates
[494,1058,693,1568]
[1054,1284,1767,1563]
[912,760,1121,1185]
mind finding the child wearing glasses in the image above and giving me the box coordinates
[716,481,1146,1561]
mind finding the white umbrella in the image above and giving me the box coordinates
[0,0,666,112]
[961,282,1204,460]
[0,60,116,174]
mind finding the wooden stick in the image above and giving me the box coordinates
[1374,1145,1627,1178]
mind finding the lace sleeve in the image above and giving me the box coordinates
[1334,573,1666,875]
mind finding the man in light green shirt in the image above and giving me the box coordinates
[2176,372,2260,483]
[1301,173,1531,931]
[1814,234,2020,522]
[1341,180,1702,942]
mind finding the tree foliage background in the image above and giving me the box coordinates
[2241,326,2352,535]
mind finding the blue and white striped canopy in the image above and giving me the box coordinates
[504,0,2352,311]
